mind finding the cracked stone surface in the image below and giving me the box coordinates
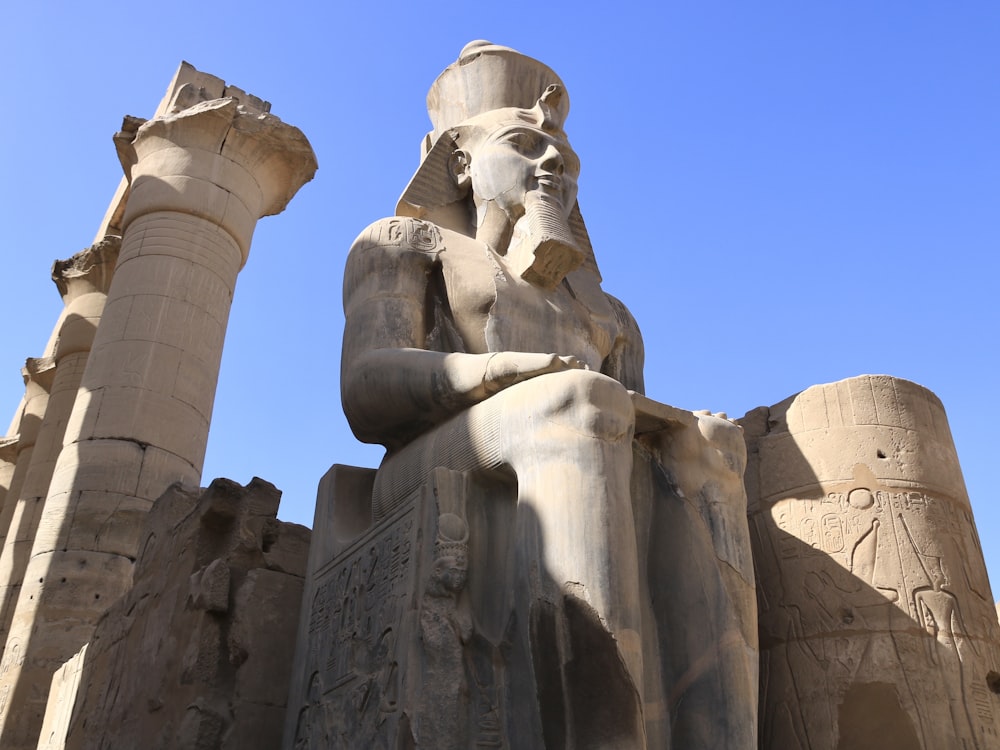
[54,477,309,750]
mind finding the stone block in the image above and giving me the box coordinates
[35,645,87,750]
[83,337,182,394]
[62,491,152,557]
[134,446,198,502]
[119,294,225,363]
[43,439,144,504]
[230,567,304,706]
[51,477,309,750]
[89,385,208,465]
[173,350,219,419]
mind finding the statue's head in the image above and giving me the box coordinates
[430,512,469,596]
[398,42,600,286]
[431,555,468,594]
[448,86,580,229]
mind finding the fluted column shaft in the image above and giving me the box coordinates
[0,98,315,748]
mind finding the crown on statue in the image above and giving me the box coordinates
[396,42,600,280]
[435,512,470,563]
[424,40,570,143]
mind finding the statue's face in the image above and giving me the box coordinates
[433,555,468,592]
[444,563,467,592]
[465,123,580,217]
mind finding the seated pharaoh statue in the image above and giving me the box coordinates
[335,41,758,749]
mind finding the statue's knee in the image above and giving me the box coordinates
[696,413,747,476]
[539,370,634,441]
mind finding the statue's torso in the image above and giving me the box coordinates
[435,228,619,371]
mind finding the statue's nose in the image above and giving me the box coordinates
[538,143,565,175]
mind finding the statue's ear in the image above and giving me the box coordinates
[449,149,472,193]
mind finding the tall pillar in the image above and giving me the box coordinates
[0,239,119,657]
[0,360,56,552]
[0,439,16,526]
[742,375,1000,750]
[0,97,316,748]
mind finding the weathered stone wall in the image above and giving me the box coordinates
[51,477,309,750]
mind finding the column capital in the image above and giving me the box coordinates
[14,358,56,451]
[115,98,317,265]
[21,357,56,393]
[51,236,121,304]
[0,437,17,465]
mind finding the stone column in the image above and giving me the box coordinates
[0,439,16,527]
[0,360,56,553]
[0,239,119,658]
[742,375,1000,750]
[0,98,316,749]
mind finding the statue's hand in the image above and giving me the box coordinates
[483,352,586,395]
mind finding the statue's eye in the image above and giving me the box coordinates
[502,130,541,153]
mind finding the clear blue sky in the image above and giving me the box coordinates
[3,3,998,592]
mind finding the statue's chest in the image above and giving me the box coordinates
[438,245,617,369]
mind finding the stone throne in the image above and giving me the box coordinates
[284,42,758,750]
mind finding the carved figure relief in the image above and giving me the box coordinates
[757,483,1000,748]
[300,507,415,748]
[415,513,472,749]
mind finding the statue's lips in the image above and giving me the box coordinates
[531,178,568,206]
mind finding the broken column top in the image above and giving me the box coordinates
[741,373,969,507]
[93,61,283,243]
[51,237,121,302]
[158,61,271,117]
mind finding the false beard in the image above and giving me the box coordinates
[505,190,584,290]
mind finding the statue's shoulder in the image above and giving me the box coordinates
[600,290,645,392]
[349,216,448,261]
[604,292,642,338]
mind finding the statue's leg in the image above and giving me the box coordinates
[638,413,758,749]
[371,370,646,749]
[500,370,646,750]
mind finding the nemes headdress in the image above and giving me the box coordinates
[397,41,599,279]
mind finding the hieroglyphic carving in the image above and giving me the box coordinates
[759,488,994,743]
[297,504,415,749]
[745,375,1000,750]
[352,216,444,256]
[287,464,512,750]
[767,487,990,618]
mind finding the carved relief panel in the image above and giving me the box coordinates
[284,466,509,750]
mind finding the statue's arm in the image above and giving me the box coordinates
[340,222,485,447]
[341,219,581,448]
[602,293,645,393]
